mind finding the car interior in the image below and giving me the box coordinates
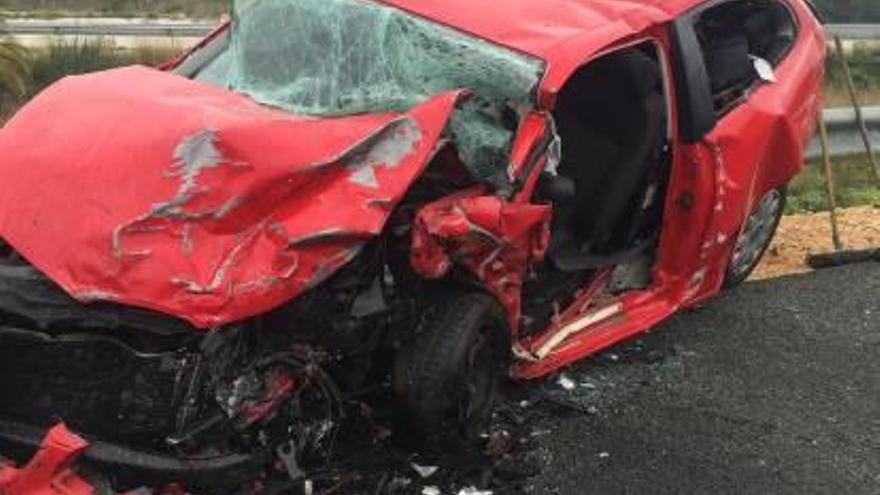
[522,42,670,333]
[523,1,797,333]
[545,43,669,273]
[695,0,797,112]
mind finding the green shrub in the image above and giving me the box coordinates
[28,38,182,96]
[0,15,30,125]
[788,155,880,214]
[0,14,30,100]
[826,45,880,92]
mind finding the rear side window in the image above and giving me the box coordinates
[693,0,798,114]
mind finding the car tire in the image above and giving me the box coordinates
[724,187,787,288]
[393,291,510,450]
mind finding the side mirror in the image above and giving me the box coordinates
[751,56,777,84]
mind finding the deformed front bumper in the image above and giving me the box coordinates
[0,420,271,490]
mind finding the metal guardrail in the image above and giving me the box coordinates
[826,24,880,40]
[3,19,878,159]
[3,20,880,40]
[4,19,215,37]
[823,107,880,127]
[807,107,880,159]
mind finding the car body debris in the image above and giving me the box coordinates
[457,487,494,495]
[412,463,440,479]
[556,373,577,392]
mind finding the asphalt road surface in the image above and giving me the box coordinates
[527,262,879,495]
[9,261,873,494]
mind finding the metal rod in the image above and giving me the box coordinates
[817,115,844,251]
[834,36,880,185]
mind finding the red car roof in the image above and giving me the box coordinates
[377,0,690,57]
[376,0,704,103]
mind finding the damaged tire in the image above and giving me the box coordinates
[394,291,510,450]
[724,187,786,288]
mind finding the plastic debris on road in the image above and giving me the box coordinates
[411,462,439,479]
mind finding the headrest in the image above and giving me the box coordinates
[705,34,752,94]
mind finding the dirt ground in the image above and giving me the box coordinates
[752,205,880,280]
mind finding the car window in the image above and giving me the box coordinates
[692,0,798,114]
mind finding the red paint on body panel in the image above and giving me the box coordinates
[0,68,462,328]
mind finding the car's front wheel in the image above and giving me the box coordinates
[393,291,510,450]
[724,187,786,288]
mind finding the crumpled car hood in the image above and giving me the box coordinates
[0,66,461,329]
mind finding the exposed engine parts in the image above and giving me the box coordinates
[0,241,384,491]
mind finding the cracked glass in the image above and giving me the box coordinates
[193,0,546,185]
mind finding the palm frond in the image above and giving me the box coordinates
[0,39,30,98]
[0,42,30,71]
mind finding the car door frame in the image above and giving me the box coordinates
[512,27,702,379]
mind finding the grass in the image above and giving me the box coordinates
[825,44,880,106]
[27,38,181,95]
[825,87,880,107]
[787,154,880,214]
[0,0,227,19]
[0,96,16,123]
[0,38,181,125]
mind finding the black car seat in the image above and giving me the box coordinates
[549,50,666,272]
[704,31,753,96]
[744,8,793,65]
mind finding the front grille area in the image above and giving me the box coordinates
[0,327,197,445]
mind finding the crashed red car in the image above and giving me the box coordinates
[0,0,824,491]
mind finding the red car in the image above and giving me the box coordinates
[0,0,824,492]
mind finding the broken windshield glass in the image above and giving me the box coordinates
[192,0,546,186]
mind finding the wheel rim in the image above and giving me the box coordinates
[730,189,783,278]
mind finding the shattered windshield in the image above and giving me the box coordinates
[190,0,546,185]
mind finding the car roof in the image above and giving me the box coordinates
[378,0,696,57]
[376,0,704,103]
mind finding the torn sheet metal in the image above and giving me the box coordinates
[0,67,462,328]
[411,188,551,330]
[0,424,93,495]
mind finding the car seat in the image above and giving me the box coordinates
[744,8,793,65]
[549,50,666,271]
[705,32,753,95]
